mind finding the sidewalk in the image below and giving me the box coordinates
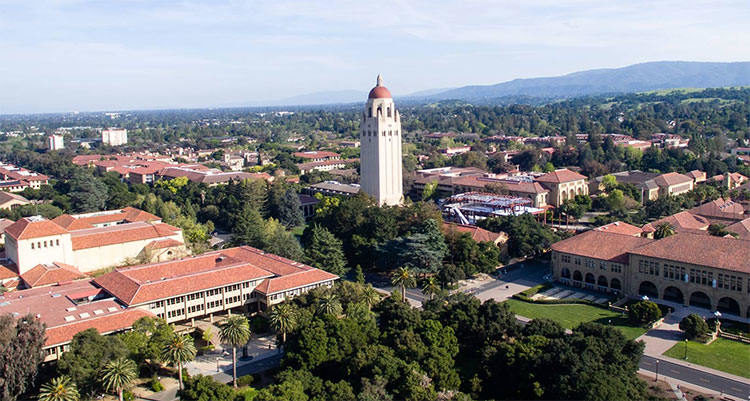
[187,333,277,377]
[637,311,749,397]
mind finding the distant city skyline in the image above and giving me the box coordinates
[1,0,749,114]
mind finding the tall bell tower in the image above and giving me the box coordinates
[360,75,403,206]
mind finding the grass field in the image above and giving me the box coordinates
[663,338,750,378]
[503,299,648,340]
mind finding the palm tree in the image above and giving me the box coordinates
[101,357,137,401]
[269,303,297,344]
[317,292,343,316]
[422,277,440,301]
[160,333,196,390]
[220,316,251,388]
[360,284,380,310]
[38,376,79,401]
[654,222,675,239]
[392,267,416,303]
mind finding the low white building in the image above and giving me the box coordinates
[101,128,128,146]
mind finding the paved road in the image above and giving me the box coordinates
[211,353,283,384]
[640,355,750,399]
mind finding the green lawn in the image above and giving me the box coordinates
[503,299,648,340]
[663,338,750,378]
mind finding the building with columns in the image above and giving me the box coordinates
[550,230,750,320]
[359,75,403,206]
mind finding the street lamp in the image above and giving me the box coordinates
[216,357,220,372]
[684,339,688,360]
[654,360,659,382]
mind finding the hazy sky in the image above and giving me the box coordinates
[2,0,749,114]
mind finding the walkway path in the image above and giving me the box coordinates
[636,309,750,400]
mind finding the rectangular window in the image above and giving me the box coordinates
[31,243,34,249]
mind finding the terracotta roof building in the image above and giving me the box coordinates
[689,198,747,224]
[293,151,340,161]
[536,168,589,207]
[551,230,750,319]
[3,208,186,275]
[641,211,710,235]
[442,223,507,245]
[1,245,338,362]
[593,221,644,236]
[726,218,750,240]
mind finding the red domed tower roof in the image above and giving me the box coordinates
[368,74,392,99]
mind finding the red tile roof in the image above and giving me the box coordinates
[70,222,181,250]
[21,262,84,288]
[629,233,750,274]
[4,217,68,240]
[689,198,746,222]
[0,218,15,233]
[45,309,153,347]
[551,230,653,264]
[293,151,340,159]
[443,223,506,243]
[0,263,18,280]
[94,252,274,305]
[53,207,160,230]
[145,238,184,249]
[253,269,338,295]
[536,169,587,183]
[726,218,750,240]
[94,246,338,305]
[642,211,709,233]
[653,172,693,187]
[594,221,643,236]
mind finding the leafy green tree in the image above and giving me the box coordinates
[391,267,416,303]
[628,300,662,326]
[262,218,304,260]
[0,314,45,401]
[679,314,710,340]
[57,329,128,397]
[653,222,676,239]
[179,375,237,401]
[269,303,297,344]
[317,293,343,316]
[232,204,266,247]
[358,376,393,401]
[130,317,175,363]
[37,376,79,401]
[255,378,308,401]
[377,219,447,275]
[68,173,108,212]
[100,358,137,401]
[360,285,381,311]
[220,316,252,388]
[303,225,347,276]
[353,265,365,284]
[161,334,197,390]
[708,223,739,238]
[422,277,440,301]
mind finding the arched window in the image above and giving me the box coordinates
[368,108,372,118]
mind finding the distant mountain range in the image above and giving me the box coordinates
[262,61,750,106]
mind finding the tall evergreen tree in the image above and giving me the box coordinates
[304,225,347,276]
[277,188,304,228]
[0,314,45,401]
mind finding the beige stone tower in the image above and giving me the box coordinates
[360,75,403,206]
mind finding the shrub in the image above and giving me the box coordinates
[237,374,254,387]
[248,315,270,333]
[150,374,164,392]
[628,300,662,326]
[123,390,135,401]
[679,314,710,340]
